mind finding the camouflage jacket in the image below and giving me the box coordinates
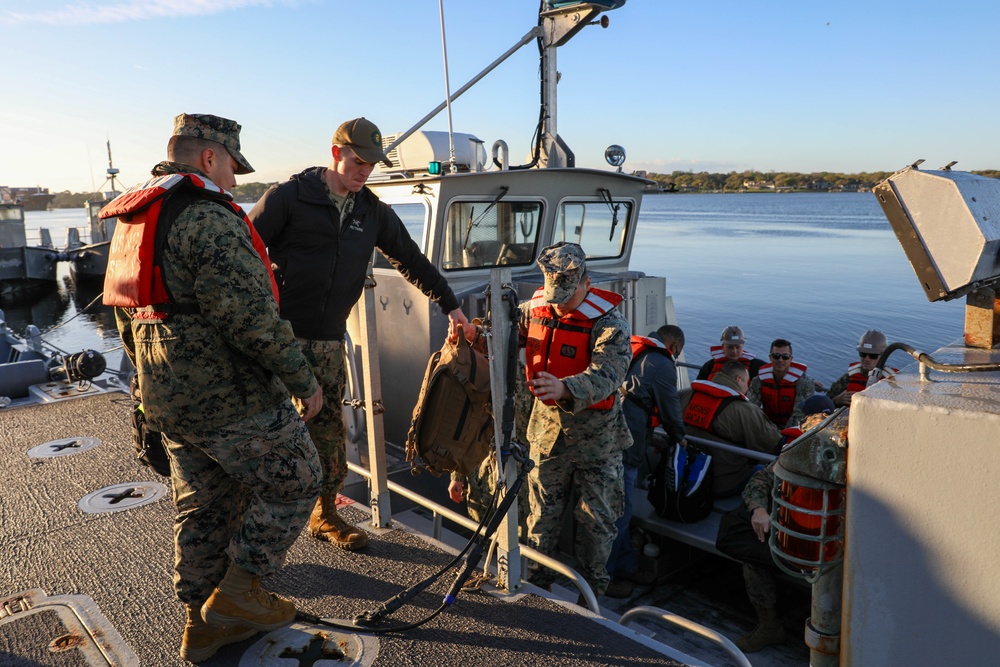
[743,461,776,512]
[519,298,633,462]
[116,161,318,434]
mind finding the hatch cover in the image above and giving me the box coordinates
[0,588,138,666]
[239,622,379,666]
[77,482,169,514]
[27,436,100,459]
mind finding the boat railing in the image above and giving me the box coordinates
[345,459,602,613]
[619,606,752,667]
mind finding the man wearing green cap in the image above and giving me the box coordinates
[519,241,633,597]
[109,113,323,661]
[249,117,471,551]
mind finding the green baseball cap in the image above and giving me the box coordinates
[172,113,254,175]
[537,241,587,304]
[333,117,393,167]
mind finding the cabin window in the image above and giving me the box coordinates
[554,199,632,259]
[441,200,542,270]
[375,202,429,269]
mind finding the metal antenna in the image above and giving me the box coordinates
[438,0,457,173]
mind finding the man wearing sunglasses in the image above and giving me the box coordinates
[827,329,898,407]
[747,338,815,428]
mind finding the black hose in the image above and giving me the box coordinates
[876,341,1000,374]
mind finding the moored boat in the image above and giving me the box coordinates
[0,198,58,300]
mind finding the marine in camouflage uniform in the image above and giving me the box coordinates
[520,242,633,596]
[459,361,533,534]
[114,115,322,654]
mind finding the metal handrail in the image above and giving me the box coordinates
[686,434,778,465]
[619,606,752,667]
[345,460,600,613]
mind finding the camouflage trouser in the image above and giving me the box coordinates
[526,441,624,596]
[165,401,322,604]
[292,338,347,497]
[743,563,777,609]
[465,364,533,535]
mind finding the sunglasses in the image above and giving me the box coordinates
[859,352,880,360]
[769,353,791,360]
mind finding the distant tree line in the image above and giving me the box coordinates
[48,170,1000,207]
[643,170,1000,193]
[51,182,277,209]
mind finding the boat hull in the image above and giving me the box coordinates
[0,246,57,297]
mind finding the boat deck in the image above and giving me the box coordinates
[2,393,693,666]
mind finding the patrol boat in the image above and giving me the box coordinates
[0,194,59,299]
[0,3,736,666]
[60,140,122,282]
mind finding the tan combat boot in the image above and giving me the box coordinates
[308,495,368,550]
[201,564,296,631]
[179,603,256,662]
[735,605,787,653]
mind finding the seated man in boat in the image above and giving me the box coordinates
[696,324,765,381]
[680,360,783,496]
[746,338,816,428]
[249,117,472,552]
[826,329,898,407]
[715,394,836,653]
[520,241,632,598]
[107,114,323,661]
[606,324,687,598]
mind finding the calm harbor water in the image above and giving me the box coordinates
[12,192,964,387]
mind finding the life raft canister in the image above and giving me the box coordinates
[525,286,624,410]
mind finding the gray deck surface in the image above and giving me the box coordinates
[1,393,689,666]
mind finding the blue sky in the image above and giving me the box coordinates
[2,0,997,192]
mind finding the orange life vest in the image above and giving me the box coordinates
[756,360,807,427]
[683,379,745,431]
[102,173,277,320]
[525,286,624,410]
[845,361,897,393]
[627,334,673,427]
[706,345,756,381]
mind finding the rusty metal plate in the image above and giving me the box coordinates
[240,622,379,666]
[0,589,138,666]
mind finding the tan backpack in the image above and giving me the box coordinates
[405,326,494,477]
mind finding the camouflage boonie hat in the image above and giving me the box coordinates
[172,113,254,175]
[333,117,393,167]
[720,325,745,345]
[537,241,587,304]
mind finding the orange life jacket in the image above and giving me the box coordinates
[845,361,897,393]
[525,286,624,410]
[102,173,277,320]
[756,360,807,427]
[627,334,673,427]
[683,379,745,431]
[706,345,756,381]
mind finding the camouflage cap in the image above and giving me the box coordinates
[172,113,254,175]
[857,329,887,355]
[333,117,393,167]
[720,325,745,345]
[537,241,587,304]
